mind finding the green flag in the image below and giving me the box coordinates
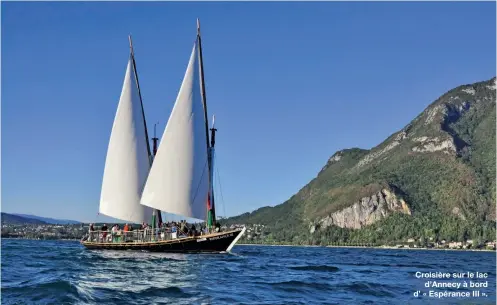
[207,210,213,228]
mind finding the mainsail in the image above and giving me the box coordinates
[99,53,154,224]
[140,39,210,221]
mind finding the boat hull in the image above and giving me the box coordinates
[80,228,245,253]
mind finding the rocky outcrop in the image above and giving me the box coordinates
[411,136,457,154]
[425,104,446,125]
[320,151,343,172]
[424,92,471,127]
[356,130,407,168]
[311,189,411,231]
[487,79,496,91]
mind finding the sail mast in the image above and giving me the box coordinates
[152,122,163,226]
[209,115,218,228]
[129,35,162,227]
[152,122,160,156]
[197,19,217,227]
[129,35,153,161]
[196,20,211,161]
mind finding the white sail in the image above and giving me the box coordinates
[140,41,209,221]
[99,57,154,224]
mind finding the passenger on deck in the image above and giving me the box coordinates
[88,223,95,241]
[101,224,108,241]
[155,226,160,239]
[190,224,196,237]
[171,224,178,239]
[123,224,129,242]
[182,223,189,237]
[111,224,118,242]
[143,223,149,239]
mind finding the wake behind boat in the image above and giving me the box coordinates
[81,19,245,253]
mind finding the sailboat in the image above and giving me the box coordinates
[81,20,246,253]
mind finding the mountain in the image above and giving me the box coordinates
[1,213,48,225]
[227,77,496,245]
[11,214,81,225]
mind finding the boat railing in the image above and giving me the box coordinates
[84,228,207,244]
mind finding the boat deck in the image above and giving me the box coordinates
[81,227,246,253]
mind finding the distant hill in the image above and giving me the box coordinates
[1,213,47,225]
[11,214,81,225]
[227,77,496,245]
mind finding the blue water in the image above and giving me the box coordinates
[1,239,495,304]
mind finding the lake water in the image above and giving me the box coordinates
[1,239,495,304]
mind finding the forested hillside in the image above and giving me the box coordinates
[226,77,496,245]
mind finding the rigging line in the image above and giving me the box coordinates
[190,157,209,218]
[128,36,153,161]
[215,169,225,219]
[214,154,227,220]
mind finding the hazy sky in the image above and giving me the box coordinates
[2,2,495,223]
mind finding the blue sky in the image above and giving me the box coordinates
[2,2,495,223]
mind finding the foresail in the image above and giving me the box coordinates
[99,57,154,224]
[140,42,209,221]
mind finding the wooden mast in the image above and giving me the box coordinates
[197,19,217,227]
[128,35,162,227]
[128,35,153,163]
[152,122,163,226]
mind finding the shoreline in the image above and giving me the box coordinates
[237,243,496,252]
[3,238,495,252]
[2,237,80,242]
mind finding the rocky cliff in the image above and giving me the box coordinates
[311,188,411,231]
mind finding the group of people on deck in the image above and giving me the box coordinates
[86,220,221,243]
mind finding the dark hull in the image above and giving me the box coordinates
[81,228,245,253]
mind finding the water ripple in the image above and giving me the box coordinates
[2,239,495,304]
